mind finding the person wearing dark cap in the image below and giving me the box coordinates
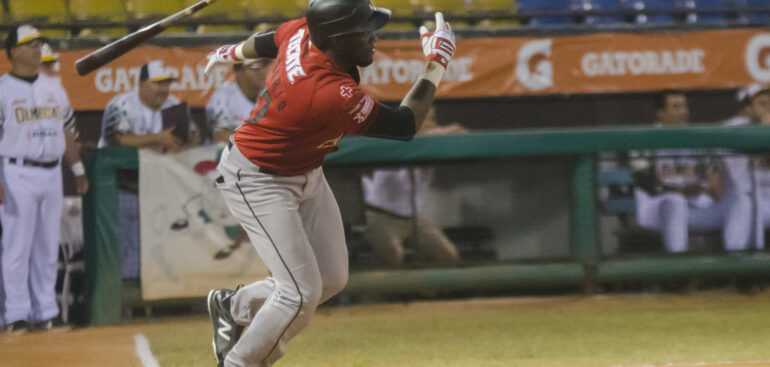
[97,60,194,281]
[0,25,89,334]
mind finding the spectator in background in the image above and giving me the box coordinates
[206,58,271,144]
[0,25,88,334]
[97,60,194,280]
[38,43,60,78]
[724,83,761,127]
[631,90,749,252]
[360,107,463,267]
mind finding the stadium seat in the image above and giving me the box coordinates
[575,0,625,24]
[739,0,770,23]
[467,0,519,28]
[125,0,191,33]
[196,25,250,33]
[244,0,306,18]
[180,0,238,19]
[518,0,573,26]
[473,18,520,28]
[381,21,419,31]
[8,0,70,22]
[470,0,516,12]
[417,0,468,15]
[39,29,73,39]
[69,0,126,21]
[689,0,732,23]
[623,0,676,24]
[376,0,422,16]
[126,0,185,19]
[78,28,128,37]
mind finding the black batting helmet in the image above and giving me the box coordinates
[306,0,391,47]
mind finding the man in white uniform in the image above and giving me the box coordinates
[98,60,185,280]
[361,108,463,267]
[0,25,88,334]
[633,90,749,252]
[720,85,770,250]
[206,58,270,143]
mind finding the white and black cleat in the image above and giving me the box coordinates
[207,288,244,367]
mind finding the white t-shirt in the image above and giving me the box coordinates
[205,81,255,134]
[98,90,179,148]
[362,167,434,217]
[0,73,73,161]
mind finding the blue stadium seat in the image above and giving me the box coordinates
[740,0,770,24]
[689,0,732,23]
[623,0,676,24]
[573,0,625,24]
[518,0,573,26]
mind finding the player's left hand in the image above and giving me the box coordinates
[419,12,456,69]
[205,42,246,74]
[76,175,89,196]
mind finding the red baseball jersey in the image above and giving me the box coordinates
[233,18,380,176]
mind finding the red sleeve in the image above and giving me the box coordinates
[274,18,307,48]
[313,77,380,135]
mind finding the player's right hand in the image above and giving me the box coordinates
[204,42,246,74]
[419,12,456,69]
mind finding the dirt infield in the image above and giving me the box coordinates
[3,290,770,367]
[0,325,144,366]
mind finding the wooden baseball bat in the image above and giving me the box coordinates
[75,0,218,76]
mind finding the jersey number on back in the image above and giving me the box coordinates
[247,87,270,124]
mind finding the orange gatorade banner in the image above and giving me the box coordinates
[1,28,770,110]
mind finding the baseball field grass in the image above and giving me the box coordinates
[4,288,770,367]
[144,289,770,367]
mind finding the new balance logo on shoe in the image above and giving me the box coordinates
[217,317,232,341]
[208,288,245,366]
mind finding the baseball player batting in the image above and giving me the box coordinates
[203,0,456,365]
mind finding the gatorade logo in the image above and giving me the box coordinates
[516,39,553,91]
[745,33,770,82]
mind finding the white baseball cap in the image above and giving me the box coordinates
[139,60,176,82]
[13,25,42,46]
[41,43,59,63]
[5,25,44,56]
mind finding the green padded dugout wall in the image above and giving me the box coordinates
[83,125,770,325]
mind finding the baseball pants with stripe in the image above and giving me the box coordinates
[216,143,348,367]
